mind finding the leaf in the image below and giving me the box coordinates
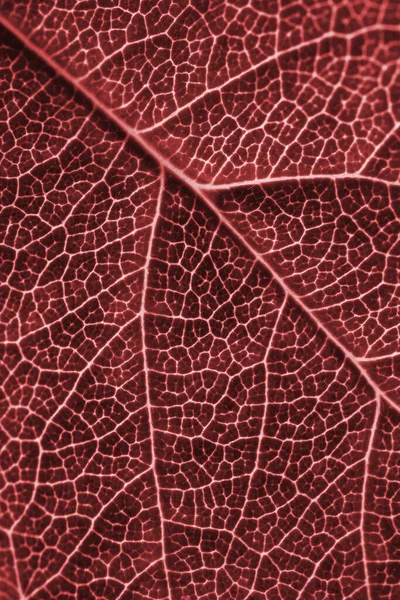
[0,3,399,600]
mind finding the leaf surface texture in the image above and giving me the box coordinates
[0,3,399,599]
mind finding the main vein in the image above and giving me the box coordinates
[1,16,398,421]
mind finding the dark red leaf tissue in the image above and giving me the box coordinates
[0,2,399,599]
